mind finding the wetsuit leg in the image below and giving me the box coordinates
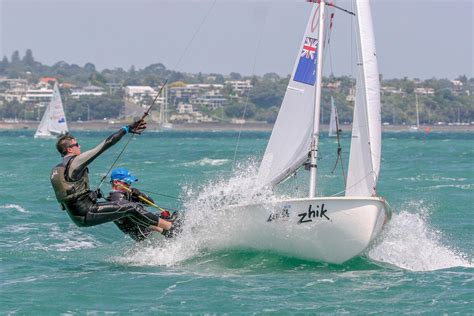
[84,201,160,227]
[114,218,153,242]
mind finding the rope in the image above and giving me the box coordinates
[232,0,270,169]
[98,1,217,187]
[330,170,375,197]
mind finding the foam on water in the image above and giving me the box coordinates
[118,162,277,266]
[368,201,473,271]
[182,158,231,167]
[1,204,28,213]
[119,164,472,270]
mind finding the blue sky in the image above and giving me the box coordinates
[1,0,472,79]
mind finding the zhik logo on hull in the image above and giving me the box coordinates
[297,204,330,224]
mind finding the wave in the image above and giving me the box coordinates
[3,223,100,252]
[182,158,230,167]
[396,176,468,182]
[368,202,473,271]
[1,204,28,213]
[428,184,473,190]
[116,161,276,267]
[116,164,473,270]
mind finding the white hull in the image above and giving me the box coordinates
[34,131,65,139]
[225,197,391,264]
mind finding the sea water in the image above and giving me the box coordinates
[1,130,472,314]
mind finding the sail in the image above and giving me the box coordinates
[345,0,381,197]
[257,3,332,188]
[35,83,68,138]
[328,97,337,137]
[35,101,51,137]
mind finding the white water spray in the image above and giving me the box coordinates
[368,201,473,271]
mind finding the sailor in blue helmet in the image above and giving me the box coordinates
[107,168,180,240]
[50,119,178,237]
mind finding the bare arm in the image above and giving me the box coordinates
[67,129,127,180]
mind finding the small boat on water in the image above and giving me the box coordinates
[34,83,68,138]
[223,0,391,264]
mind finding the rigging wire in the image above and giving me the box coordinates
[98,0,217,188]
[137,189,182,201]
[232,0,270,169]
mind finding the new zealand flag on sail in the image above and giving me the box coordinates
[58,118,65,123]
[294,37,318,86]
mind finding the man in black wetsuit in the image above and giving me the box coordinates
[50,119,175,235]
[107,167,178,241]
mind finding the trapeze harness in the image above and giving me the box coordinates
[50,129,160,228]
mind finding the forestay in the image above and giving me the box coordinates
[256,4,332,188]
[345,0,381,197]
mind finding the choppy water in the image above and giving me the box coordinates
[1,130,472,314]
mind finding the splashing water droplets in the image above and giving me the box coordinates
[369,201,472,271]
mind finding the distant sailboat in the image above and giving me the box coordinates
[410,93,420,131]
[34,83,68,138]
[328,96,338,137]
[225,0,391,264]
[159,85,173,130]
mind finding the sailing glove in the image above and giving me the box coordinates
[126,119,147,134]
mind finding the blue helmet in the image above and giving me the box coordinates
[110,168,138,184]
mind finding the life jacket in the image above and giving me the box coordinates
[50,156,90,210]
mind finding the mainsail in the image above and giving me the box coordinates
[345,0,381,197]
[34,83,68,138]
[256,4,332,188]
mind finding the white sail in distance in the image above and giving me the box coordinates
[257,3,333,188]
[328,96,337,137]
[34,83,68,138]
[345,0,381,197]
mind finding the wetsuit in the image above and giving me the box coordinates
[50,129,160,229]
[107,190,155,241]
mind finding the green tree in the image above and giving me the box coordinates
[229,72,242,80]
[11,51,20,64]
[224,102,256,118]
[0,56,8,73]
[23,49,35,66]
[249,79,285,108]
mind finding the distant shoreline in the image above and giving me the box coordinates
[1,121,473,133]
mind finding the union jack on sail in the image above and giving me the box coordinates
[301,37,318,60]
[294,37,318,86]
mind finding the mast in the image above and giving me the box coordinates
[309,0,326,198]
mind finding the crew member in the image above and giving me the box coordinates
[50,120,175,235]
[107,167,180,241]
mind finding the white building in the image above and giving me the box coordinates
[0,78,28,103]
[225,80,252,94]
[71,85,105,98]
[177,103,193,114]
[414,87,435,95]
[24,88,53,104]
[125,86,158,106]
[191,93,227,110]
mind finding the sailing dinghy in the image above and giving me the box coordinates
[226,0,391,264]
[328,96,338,137]
[34,83,68,138]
